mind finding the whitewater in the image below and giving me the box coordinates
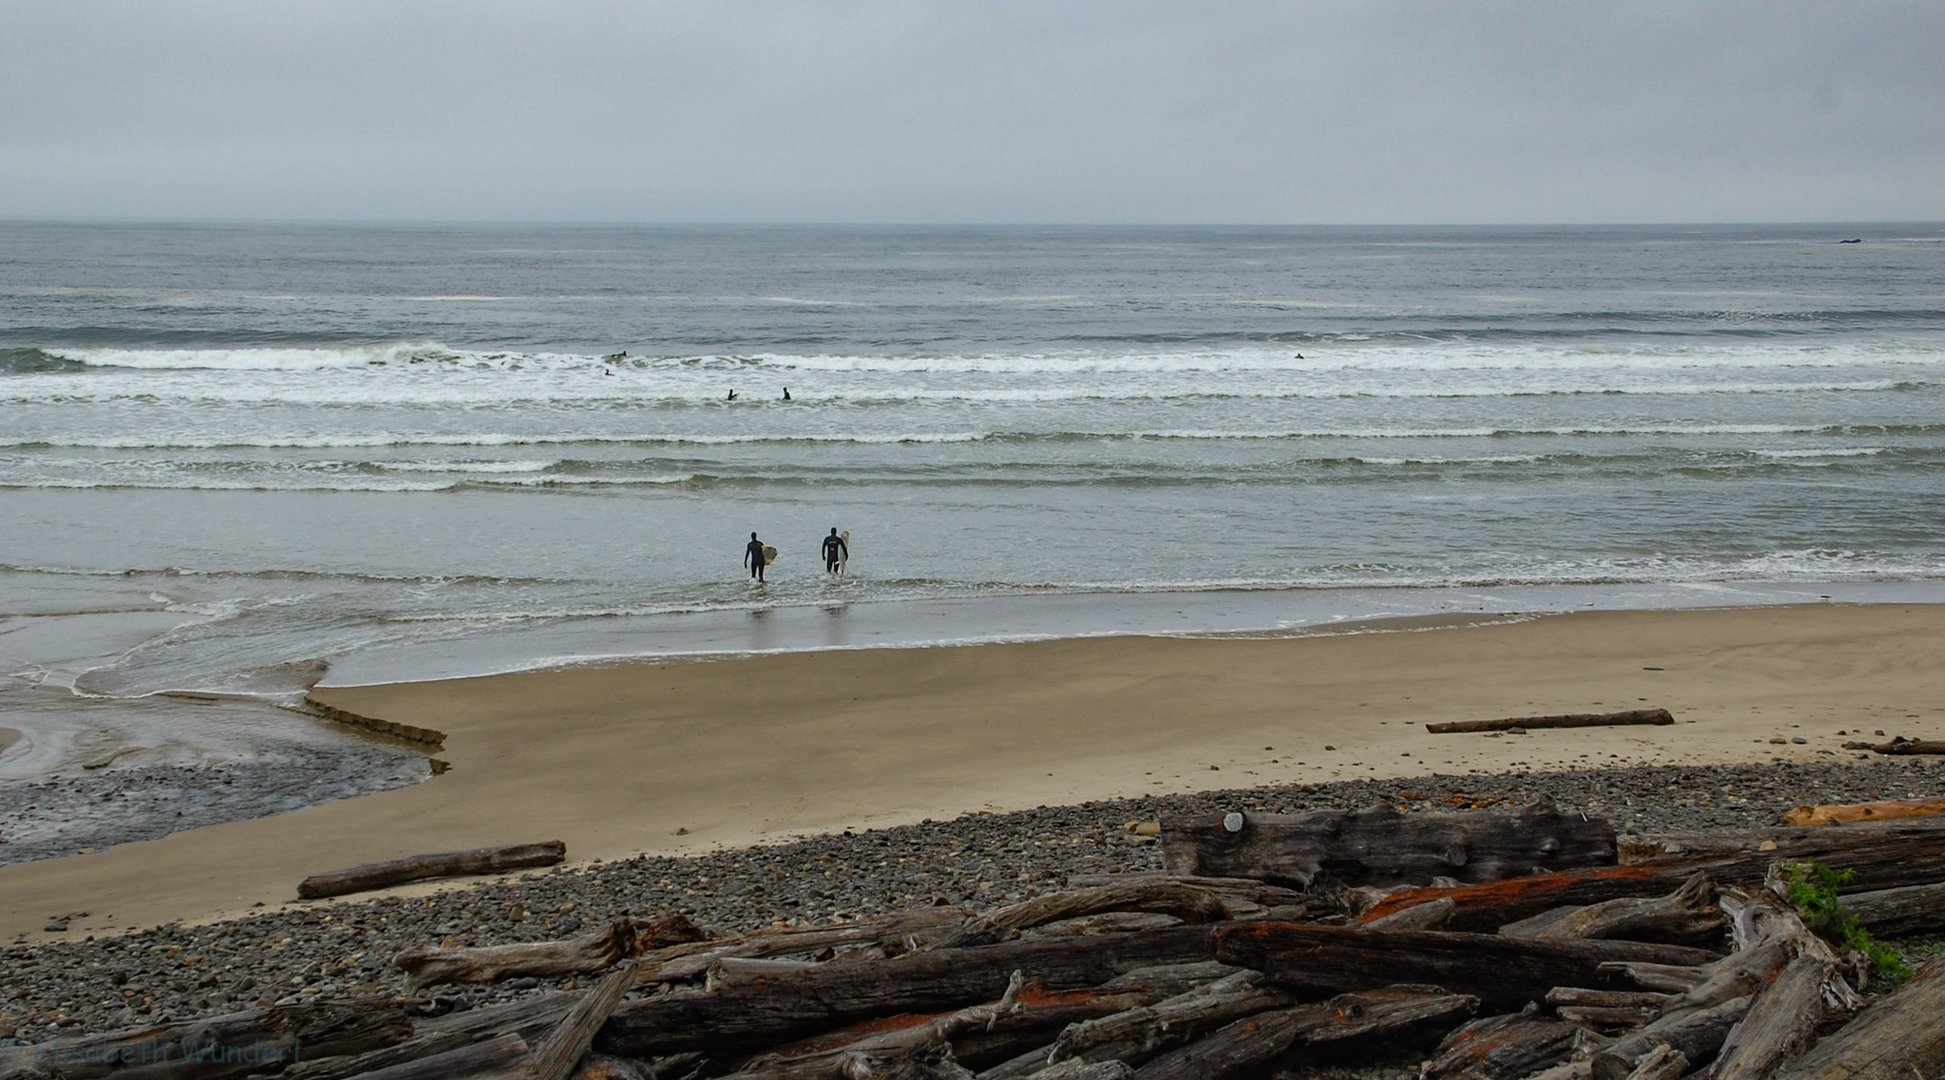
[2,220,1943,846]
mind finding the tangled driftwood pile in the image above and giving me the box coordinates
[6,801,1944,1080]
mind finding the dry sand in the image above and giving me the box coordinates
[1,603,1941,942]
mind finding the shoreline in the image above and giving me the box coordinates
[0,602,1941,944]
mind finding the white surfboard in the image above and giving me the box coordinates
[838,531,850,576]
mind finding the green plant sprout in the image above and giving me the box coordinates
[1781,861,1913,989]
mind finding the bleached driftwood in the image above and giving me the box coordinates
[1425,708,1673,735]
[297,841,567,900]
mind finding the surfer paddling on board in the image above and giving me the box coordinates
[744,532,768,583]
[821,528,848,575]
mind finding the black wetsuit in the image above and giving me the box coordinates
[745,538,766,579]
[822,532,847,572]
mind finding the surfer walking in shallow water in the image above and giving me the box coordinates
[744,532,767,582]
[821,528,848,575]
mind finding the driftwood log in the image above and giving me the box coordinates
[529,963,637,1080]
[296,841,567,900]
[1837,879,1945,937]
[0,1000,412,1080]
[1839,736,1945,755]
[1424,708,1674,735]
[1421,1005,1605,1080]
[338,1032,529,1080]
[1588,996,1752,1080]
[1209,922,1715,1010]
[1496,872,1723,946]
[975,970,1287,1077]
[1702,884,1866,1080]
[1161,804,1616,888]
[396,916,706,992]
[1773,954,1945,1079]
[1362,821,1945,930]
[596,924,1228,1058]
[927,881,1232,950]
[1781,796,1945,826]
[1125,986,1477,1080]
[634,906,968,985]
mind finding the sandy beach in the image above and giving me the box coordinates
[1,602,1942,944]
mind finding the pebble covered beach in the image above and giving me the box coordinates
[5,756,1941,1046]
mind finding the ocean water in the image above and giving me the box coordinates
[3,221,1944,794]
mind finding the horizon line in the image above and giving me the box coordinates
[3,214,1939,231]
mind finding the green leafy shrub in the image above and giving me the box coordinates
[1782,861,1913,988]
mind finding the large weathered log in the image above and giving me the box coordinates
[1619,820,1945,862]
[723,969,1232,1080]
[725,973,1036,1080]
[1362,896,1456,931]
[1781,796,1945,826]
[1498,872,1722,946]
[1838,879,1945,937]
[296,841,567,900]
[397,916,706,992]
[1126,986,1477,1080]
[416,992,577,1044]
[0,1000,413,1080]
[1773,954,1945,1079]
[1587,996,1751,1080]
[1697,885,1864,1080]
[1362,823,1945,931]
[529,963,637,1080]
[928,882,1230,950]
[1161,804,1617,888]
[1211,922,1716,1010]
[1545,988,1669,1011]
[1553,1005,1656,1031]
[635,907,968,985]
[967,966,1248,1079]
[596,924,1225,1059]
[1839,736,1945,755]
[1022,971,1288,1073]
[1709,955,1838,1080]
[286,1033,481,1080]
[1425,708,1673,735]
[1421,1005,1606,1080]
[1640,939,1790,1024]
[339,1033,530,1080]
[1057,875,1332,920]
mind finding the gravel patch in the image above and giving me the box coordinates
[2,757,1940,1043]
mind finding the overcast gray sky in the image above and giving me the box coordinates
[3,1,1939,224]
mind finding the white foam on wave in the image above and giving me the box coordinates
[47,345,433,371]
[381,460,554,473]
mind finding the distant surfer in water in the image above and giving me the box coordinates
[744,532,767,582]
[821,528,848,575]
[782,387,791,401]
[727,389,738,401]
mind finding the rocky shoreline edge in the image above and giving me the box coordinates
[4,756,1942,1050]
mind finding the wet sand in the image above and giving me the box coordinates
[1,603,1942,942]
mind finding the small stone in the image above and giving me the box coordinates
[1790,737,1807,745]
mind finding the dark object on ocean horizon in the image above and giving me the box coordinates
[1839,238,1862,243]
